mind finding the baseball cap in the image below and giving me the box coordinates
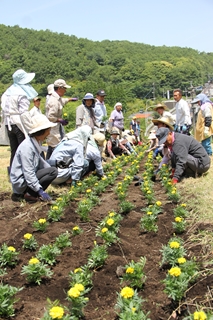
[33,96,41,102]
[54,79,71,88]
[97,90,106,96]
[156,127,170,145]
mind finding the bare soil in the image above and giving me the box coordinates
[0,160,211,320]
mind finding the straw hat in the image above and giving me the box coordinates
[29,115,57,134]
[92,132,105,146]
[153,103,167,111]
[152,116,174,131]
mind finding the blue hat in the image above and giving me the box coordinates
[83,93,95,100]
[12,69,35,85]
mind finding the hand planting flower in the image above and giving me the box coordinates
[22,233,38,251]
[21,257,53,285]
[0,244,19,267]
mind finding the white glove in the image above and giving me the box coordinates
[204,126,210,138]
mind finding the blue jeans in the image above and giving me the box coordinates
[201,137,212,155]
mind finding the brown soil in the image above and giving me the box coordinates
[0,161,211,320]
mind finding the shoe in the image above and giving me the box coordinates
[11,193,24,202]
[133,175,140,181]
[134,179,143,186]
[24,193,38,203]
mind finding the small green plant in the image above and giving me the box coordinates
[119,200,135,214]
[87,242,108,269]
[22,233,38,250]
[76,198,93,221]
[67,283,89,318]
[47,205,64,222]
[40,299,70,320]
[140,211,158,233]
[173,203,188,218]
[168,187,181,203]
[160,237,186,266]
[121,257,147,289]
[96,226,119,245]
[72,226,83,236]
[32,218,49,232]
[21,257,53,285]
[54,232,71,249]
[0,244,19,267]
[69,265,93,289]
[0,283,23,317]
[36,244,61,265]
[172,216,187,234]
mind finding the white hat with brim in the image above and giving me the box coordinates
[152,116,174,131]
[29,114,57,135]
[54,79,71,88]
[92,132,105,146]
[13,69,35,85]
[148,133,156,140]
[153,103,168,111]
[191,97,201,104]
[47,84,54,95]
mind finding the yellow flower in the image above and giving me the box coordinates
[106,218,114,226]
[38,218,46,224]
[94,183,98,186]
[193,311,207,320]
[147,190,151,194]
[24,233,32,240]
[86,189,92,193]
[132,307,136,313]
[120,287,134,299]
[156,201,162,206]
[175,217,182,222]
[63,113,67,117]
[52,206,58,210]
[73,226,79,231]
[29,257,40,265]
[126,267,134,274]
[68,287,80,298]
[49,306,64,319]
[74,268,82,273]
[77,182,82,186]
[178,257,186,264]
[8,246,16,252]
[84,297,89,301]
[168,267,181,277]
[108,212,115,217]
[101,227,108,233]
[181,203,186,207]
[57,197,63,201]
[74,283,84,292]
[108,174,112,177]
[171,190,176,194]
[102,176,106,180]
[118,182,122,185]
[147,211,153,215]
[170,241,180,249]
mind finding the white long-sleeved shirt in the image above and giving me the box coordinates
[175,99,191,126]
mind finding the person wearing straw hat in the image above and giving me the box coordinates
[154,103,176,125]
[152,116,174,131]
[10,114,70,203]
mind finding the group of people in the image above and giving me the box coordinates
[0,69,140,203]
[146,89,213,183]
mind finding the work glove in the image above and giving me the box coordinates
[181,124,187,133]
[56,158,72,169]
[71,180,76,187]
[174,124,180,132]
[204,126,210,139]
[59,119,69,126]
[172,178,178,184]
[70,97,78,101]
[38,189,52,201]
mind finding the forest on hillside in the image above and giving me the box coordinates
[0,24,213,103]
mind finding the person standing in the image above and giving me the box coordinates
[191,93,213,155]
[30,97,42,117]
[109,102,124,138]
[94,90,107,133]
[1,69,38,168]
[45,79,72,159]
[173,89,191,134]
[76,93,96,133]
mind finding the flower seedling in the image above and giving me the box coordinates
[0,244,19,267]
[33,218,49,232]
[21,257,53,285]
[22,233,38,251]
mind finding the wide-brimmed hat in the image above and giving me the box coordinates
[156,127,170,145]
[47,84,54,94]
[153,103,167,111]
[83,93,95,100]
[152,116,174,131]
[148,132,156,140]
[110,130,120,135]
[12,69,35,85]
[29,114,57,134]
[92,132,105,146]
[54,79,71,88]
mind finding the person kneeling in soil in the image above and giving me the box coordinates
[10,114,70,203]
[105,130,131,159]
[50,125,92,186]
[164,130,211,183]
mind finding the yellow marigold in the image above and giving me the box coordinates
[168,267,181,277]
[74,268,82,273]
[106,218,114,226]
[147,190,151,194]
[120,286,134,299]
[108,174,112,177]
[171,190,176,194]
[94,183,98,186]
[101,227,108,233]
[147,211,153,215]
[86,189,92,193]
[49,306,64,319]
[167,182,172,185]
[52,206,58,210]
[77,182,82,186]
[84,297,89,301]
[63,113,67,117]
[108,212,115,217]
[57,197,62,201]
[193,311,207,320]
[24,233,32,240]
[118,168,122,172]
[170,241,180,249]
[101,176,106,180]
[38,218,46,224]
[73,226,79,230]
[175,217,182,222]
[132,307,136,313]
[68,287,80,298]
[126,267,134,274]
[118,182,122,185]
[74,283,84,292]
[156,201,162,206]
[8,246,16,252]
[178,257,186,264]
[181,203,186,207]
[29,257,40,265]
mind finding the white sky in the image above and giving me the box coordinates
[1,0,213,52]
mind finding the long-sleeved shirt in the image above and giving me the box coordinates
[175,99,191,126]
[94,100,107,125]
[76,104,96,131]
[86,143,104,176]
[110,109,124,130]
